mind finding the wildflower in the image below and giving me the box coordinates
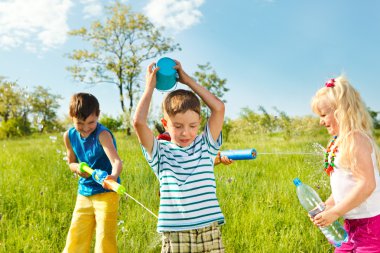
[49,136,57,143]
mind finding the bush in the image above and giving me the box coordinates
[99,114,123,132]
[0,117,31,138]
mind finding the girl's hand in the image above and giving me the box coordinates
[173,60,193,85]
[146,62,159,90]
[313,209,340,227]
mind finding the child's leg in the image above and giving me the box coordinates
[63,194,96,253]
[93,192,119,253]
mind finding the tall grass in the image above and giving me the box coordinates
[1,131,341,252]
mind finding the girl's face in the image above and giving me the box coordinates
[162,110,201,147]
[72,113,98,138]
[318,101,339,136]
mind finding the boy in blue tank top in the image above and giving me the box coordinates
[63,93,123,253]
[133,60,226,252]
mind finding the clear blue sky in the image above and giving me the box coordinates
[1,0,380,120]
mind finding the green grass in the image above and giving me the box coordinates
[1,131,338,252]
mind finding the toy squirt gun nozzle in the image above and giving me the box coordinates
[79,162,126,195]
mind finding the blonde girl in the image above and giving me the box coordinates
[311,76,380,252]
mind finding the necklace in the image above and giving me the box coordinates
[324,136,338,176]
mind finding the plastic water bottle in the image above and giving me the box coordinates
[293,178,348,247]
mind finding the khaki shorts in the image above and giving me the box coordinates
[161,222,225,253]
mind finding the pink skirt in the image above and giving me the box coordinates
[334,214,380,253]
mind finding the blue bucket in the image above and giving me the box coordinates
[156,57,177,92]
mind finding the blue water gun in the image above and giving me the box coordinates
[220,148,257,160]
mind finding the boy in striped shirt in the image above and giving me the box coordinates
[133,60,226,253]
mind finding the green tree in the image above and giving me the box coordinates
[258,106,275,133]
[193,63,229,127]
[368,107,380,129]
[0,80,31,137]
[66,2,180,135]
[0,80,22,122]
[29,86,63,133]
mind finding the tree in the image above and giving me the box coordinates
[193,63,229,126]
[368,107,380,129]
[29,86,63,133]
[0,80,31,137]
[66,2,180,135]
[0,81,21,122]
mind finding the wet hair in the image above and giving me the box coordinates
[162,89,201,117]
[311,75,380,170]
[69,93,100,120]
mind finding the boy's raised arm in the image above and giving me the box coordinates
[133,63,158,156]
[174,60,225,142]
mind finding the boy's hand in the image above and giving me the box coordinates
[146,62,159,90]
[215,151,233,165]
[103,175,117,190]
[173,60,193,85]
[76,167,91,178]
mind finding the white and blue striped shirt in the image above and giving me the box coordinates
[142,124,225,232]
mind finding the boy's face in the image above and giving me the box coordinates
[72,113,98,138]
[162,110,201,147]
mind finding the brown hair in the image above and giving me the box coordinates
[162,89,201,117]
[69,93,100,120]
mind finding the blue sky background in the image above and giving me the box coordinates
[1,0,380,120]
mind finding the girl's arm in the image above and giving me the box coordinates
[324,195,335,210]
[63,131,89,178]
[99,130,123,181]
[174,60,225,142]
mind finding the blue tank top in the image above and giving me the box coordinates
[68,123,120,196]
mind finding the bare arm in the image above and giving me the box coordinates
[314,133,376,227]
[63,131,90,178]
[133,63,158,157]
[99,130,123,181]
[324,195,335,210]
[174,60,225,142]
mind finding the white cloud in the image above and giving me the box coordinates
[0,0,73,52]
[80,0,103,19]
[144,0,205,32]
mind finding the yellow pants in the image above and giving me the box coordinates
[63,192,120,253]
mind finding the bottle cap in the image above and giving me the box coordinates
[293,178,302,186]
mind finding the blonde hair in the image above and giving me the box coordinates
[311,75,380,171]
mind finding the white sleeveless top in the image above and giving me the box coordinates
[330,141,380,219]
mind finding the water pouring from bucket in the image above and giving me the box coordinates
[155,57,178,92]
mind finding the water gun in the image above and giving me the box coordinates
[79,162,126,195]
[220,148,257,160]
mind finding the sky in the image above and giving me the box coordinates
[1,0,380,121]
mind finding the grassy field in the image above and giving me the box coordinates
[1,131,340,252]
